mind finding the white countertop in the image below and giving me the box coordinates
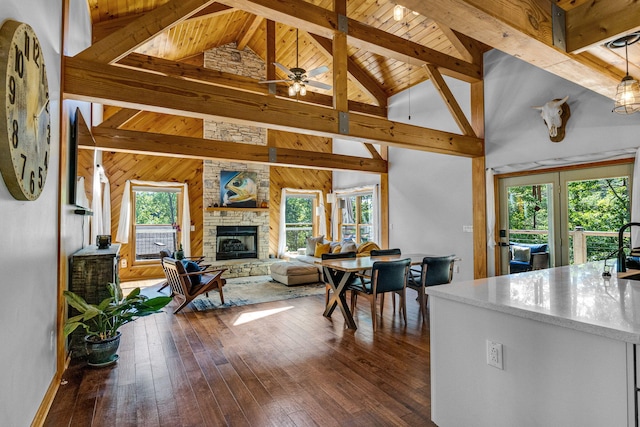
[426,262,640,344]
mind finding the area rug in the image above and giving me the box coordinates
[190,275,326,311]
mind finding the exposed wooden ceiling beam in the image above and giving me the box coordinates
[237,15,264,50]
[310,34,387,107]
[77,0,218,64]
[91,3,234,43]
[97,108,141,128]
[86,127,387,173]
[423,64,476,138]
[566,1,640,53]
[363,143,383,160]
[216,0,482,82]
[116,53,386,116]
[64,56,483,157]
[397,0,628,99]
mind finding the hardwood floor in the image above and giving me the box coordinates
[45,286,436,426]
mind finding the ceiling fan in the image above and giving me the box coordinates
[259,29,332,96]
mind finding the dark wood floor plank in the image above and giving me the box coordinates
[45,286,435,426]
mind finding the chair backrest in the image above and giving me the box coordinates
[422,255,456,287]
[370,248,401,256]
[159,249,171,262]
[371,258,411,293]
[162,257,190,295]
[321,251,356,283]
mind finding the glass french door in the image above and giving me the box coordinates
[498,163,633,275]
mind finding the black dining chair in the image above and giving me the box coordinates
[321,251,357,306]
[368,248,402,309]
[349,258,411,331]
[370,248,401,257]
[408,255,456,321]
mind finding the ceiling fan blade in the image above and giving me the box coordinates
[307,65,329,78]
[258,79,289,84]
[273,62,293,75]
[305,80,332,90]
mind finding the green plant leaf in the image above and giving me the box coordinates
[63,290,93,313]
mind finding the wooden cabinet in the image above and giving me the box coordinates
[70,244,120,304]
[68,244,120,356]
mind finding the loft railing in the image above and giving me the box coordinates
[509,228,631,264]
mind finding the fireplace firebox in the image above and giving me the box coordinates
[216,226,258,260]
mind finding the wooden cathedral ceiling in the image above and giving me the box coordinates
[68,0,640,169]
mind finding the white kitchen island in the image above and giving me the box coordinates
[426,261,640,427]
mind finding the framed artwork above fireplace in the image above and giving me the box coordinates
[221,171,258,208]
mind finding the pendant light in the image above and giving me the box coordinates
[609,33,640,114]
[289,29,307,97]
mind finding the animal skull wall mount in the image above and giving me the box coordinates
[532,96,571,143]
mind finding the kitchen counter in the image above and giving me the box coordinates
[426,261,640,344]
[426,262,639,427]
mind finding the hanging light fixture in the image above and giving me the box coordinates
[393,5,404,21]
[288,29,307,97]
[608,33,640,114]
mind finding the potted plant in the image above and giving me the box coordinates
[64,282,172,366]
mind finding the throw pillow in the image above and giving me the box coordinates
[512,246,531,263]
[314,242,331,257]
[357,241,380,254]
[341,241,357,253]
[181,260,202,286]
[332,245,342,253]
[305,235,324,257]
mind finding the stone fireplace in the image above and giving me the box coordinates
[200,42,277,277]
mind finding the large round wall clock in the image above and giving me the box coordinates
[0,20,50,201]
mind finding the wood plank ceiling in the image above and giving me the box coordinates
[75,0,640,165]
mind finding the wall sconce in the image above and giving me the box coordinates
[608,33,640,114]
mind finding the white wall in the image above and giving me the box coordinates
[0,2,62,425]
[485,49,640,171]
[386,77,475,281]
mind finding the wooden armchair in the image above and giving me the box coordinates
[158,250,210,292]
[162,257,227,314]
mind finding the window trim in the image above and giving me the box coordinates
[130,184,184,266]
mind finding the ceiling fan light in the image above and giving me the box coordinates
[299,85,307,96]
[293,81,301,92]
[288,85,296,96]
[393,5,404,21]
[614,75,640,114]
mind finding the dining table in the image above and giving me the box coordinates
[319,253,435,330]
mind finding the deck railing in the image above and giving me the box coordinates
[509,228,630,264]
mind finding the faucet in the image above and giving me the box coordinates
[617,222,640,272]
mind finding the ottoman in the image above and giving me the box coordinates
[270,261,320,286]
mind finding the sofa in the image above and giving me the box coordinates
[509,242,549,273]
[270,236,380,285]
[294,236,380,271]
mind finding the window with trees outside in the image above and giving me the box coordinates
[133,187,182,262]
[284,193,317,253]
[340,193,372,244]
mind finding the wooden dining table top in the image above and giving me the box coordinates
[318,253,434,272]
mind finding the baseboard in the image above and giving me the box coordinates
[30,355,70,427]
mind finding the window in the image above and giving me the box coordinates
[340,193,373,244]
[132,186,182,262]
[284,193,317,253]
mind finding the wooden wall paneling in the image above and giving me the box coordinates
[103,151,204,281]
[268,129,332,256]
